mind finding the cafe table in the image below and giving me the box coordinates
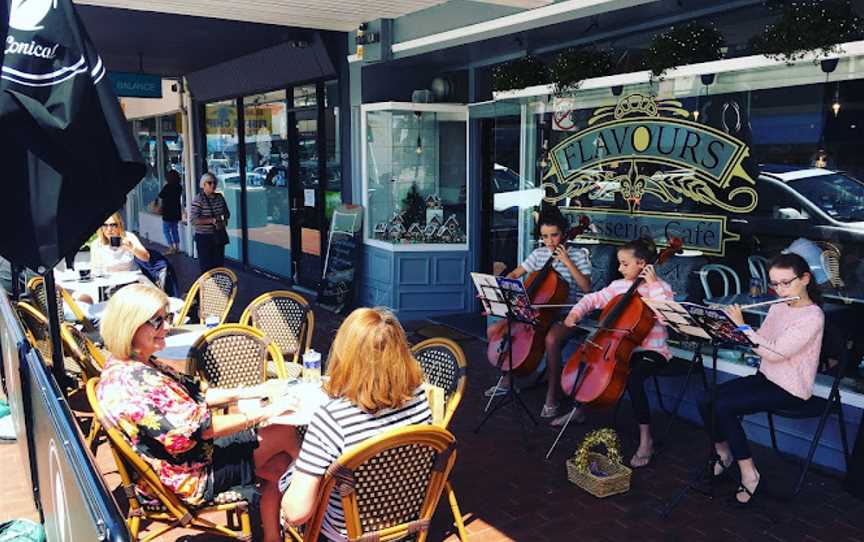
[55,269,149,303]
[155,324,210,374]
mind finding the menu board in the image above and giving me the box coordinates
[318,205,363,314]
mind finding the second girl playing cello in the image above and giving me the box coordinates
[562,237,674,468]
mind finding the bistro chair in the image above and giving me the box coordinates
[698,263,742,302]
[410,338,468,541]
[27,276,98,334]
[15,301,54,363]
[86,379,253,541]
[747,255,770,294]
[175,267,238,326]
[285,425,458,542]
[765,337,853,498]
[814,241,845,289]
[60,323,106,452]
[239,290,312,379]
[189,324,286,389]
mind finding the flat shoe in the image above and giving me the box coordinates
[549,407,586,427]
[629,451,654,469]
[539,404,559,418]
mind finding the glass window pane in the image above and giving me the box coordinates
[204,99,241,260]
[243,91,291,276]
[324,81,342,222]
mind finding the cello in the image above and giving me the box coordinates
[486,215,591,377]
[559,237,683,407]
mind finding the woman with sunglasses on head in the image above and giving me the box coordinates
[91,212,150,273]
[697,253,824,507]
[96,284,301,542]
[191,172,231,274]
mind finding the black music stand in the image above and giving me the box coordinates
[472,273,539,434]
[644,300,757,518]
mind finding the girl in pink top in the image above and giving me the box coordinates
[563,238,674,468]
[699,253,824,507]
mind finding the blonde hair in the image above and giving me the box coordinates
[97,212,127,246]
[324,307,422,412]
[100,284,168,360]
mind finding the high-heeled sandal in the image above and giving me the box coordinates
[713,458,733,480]
[734,477,762,508]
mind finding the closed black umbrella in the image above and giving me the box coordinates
[1,0,145,383]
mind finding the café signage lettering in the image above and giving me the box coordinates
[566,208,739,256]
[543,93,757,214]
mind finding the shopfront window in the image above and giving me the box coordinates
[129,113,185,231]
[363,104,468,248]
[482,60,864,390]
[324,80,341,221]
[204,99,241,260]
[243,90,290,275]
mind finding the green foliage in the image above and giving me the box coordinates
[401,182,426,227]
[644,22,726,78]
[491,55,549,92]
[750,0,864,63]
[551,47,616,95]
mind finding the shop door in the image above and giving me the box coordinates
[290,84,323,289]
[481,115,523,276]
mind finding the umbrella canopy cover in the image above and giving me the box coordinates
[0,0,145,270]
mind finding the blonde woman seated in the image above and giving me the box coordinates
[91,212,149,273]
[96,284,300,542]
[281,307,432,540]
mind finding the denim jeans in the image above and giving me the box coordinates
[162,221,180,246]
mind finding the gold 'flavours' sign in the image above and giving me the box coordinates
[542,93,757,255]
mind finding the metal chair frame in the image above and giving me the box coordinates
[86,379,253,541]
[747,255,771,294]
[698,263,742,301]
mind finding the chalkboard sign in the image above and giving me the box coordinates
[318,205,363,314]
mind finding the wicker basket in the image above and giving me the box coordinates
[566,428,632,498]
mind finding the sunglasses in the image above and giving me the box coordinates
[146,311,173,329]
[102,223,119,228]
[768,275,800,289]
[204,180,216,185]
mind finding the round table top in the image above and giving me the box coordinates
[260,380,329,427]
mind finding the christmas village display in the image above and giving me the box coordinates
[373,183,466,244]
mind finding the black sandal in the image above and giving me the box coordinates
[734,477,762,508]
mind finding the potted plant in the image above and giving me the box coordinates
[550,47,616,95]
[491,55,549,92]
[749,0,864,63]
[643,22,726,79]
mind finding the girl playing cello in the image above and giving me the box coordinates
[699,253,824,506]
[485,206,592,419]
[562,237,674,467]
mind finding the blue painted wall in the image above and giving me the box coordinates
[359,244,473,320]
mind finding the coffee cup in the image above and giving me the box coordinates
[110,236,122,248]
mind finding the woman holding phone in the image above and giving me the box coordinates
[91,212,150,273]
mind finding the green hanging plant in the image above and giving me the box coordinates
[644,22,726,78]
[491,55,549,92]
[550,47,616,95]
[749,0,864,63]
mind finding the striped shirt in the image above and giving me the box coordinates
[294,387,432,541]
[190,192,230,235]
[521,245,591,297]
[567,278,674,360]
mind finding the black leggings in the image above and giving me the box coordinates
[626,351,669,425]
[697,372,805,461]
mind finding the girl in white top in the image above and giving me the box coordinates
[91,212,150,273]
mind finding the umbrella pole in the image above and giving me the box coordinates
[43,271,69,392]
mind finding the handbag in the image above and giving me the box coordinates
[148,198,162,215]
[205,194,230,245]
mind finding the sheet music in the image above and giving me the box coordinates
[470,272,539,323]
[471,272,509,317]
[643,299,754,347]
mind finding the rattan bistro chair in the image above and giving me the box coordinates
[286,425,458,542]
[61,323,106,451]
[410,338,467,541]
[189,324,287,389]
[27,276,97,333]
[86,379,253,541]
[239,290,313,379]
[15,301,55,362]
[175,267,238,326]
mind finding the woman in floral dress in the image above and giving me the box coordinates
[96,284,299,542]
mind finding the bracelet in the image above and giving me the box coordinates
[736,325,752,332]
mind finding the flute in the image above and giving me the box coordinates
[711,296,800,310]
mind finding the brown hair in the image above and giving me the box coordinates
[770,252,822,305]
[324,307,423,412]
[620,237,658,264]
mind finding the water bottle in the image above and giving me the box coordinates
[204,315,219,329]
[303,349,322,384]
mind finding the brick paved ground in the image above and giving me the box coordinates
[3,243,864,540]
